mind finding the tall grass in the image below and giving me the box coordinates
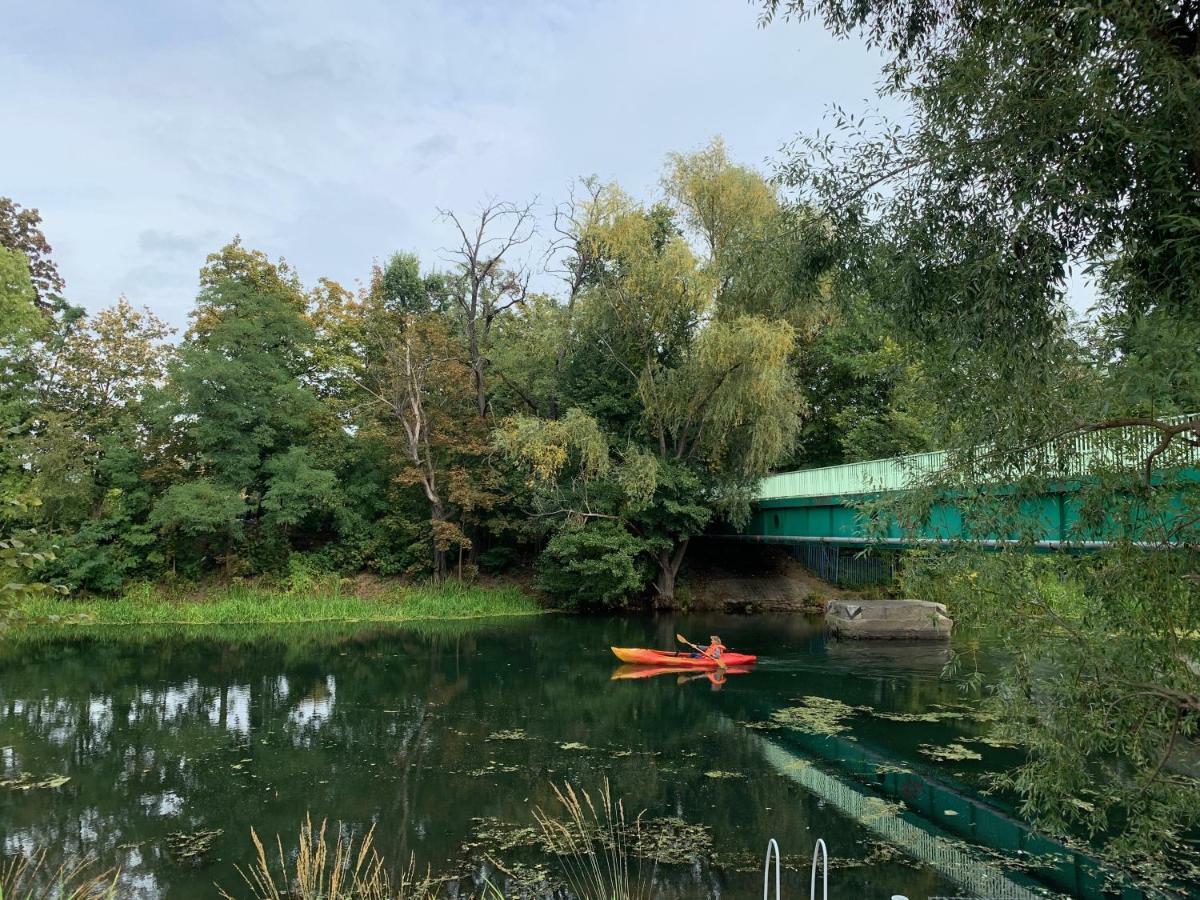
[219,814,433,900]
[534,780,650,900]
[16,580,542,627]
[0,850,120,900]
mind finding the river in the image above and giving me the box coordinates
[0,612,1171,898]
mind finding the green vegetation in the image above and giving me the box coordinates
[2,0,1199,874]
[14,581,540,627]
[759,0,1200,866]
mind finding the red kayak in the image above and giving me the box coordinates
[610,647,757,668]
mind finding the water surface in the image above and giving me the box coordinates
[0,613,1144,897]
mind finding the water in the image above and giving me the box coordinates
[0,613,1139,898]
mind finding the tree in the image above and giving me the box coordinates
[151,242,337,576]
[439,201,536,418]
[358,310,481,579]
[22,299,173,591]
[0,198,65,308]
[0,248,44,347]
[497,168,801,603]
[762,0,1200,868]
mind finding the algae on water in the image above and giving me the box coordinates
[918,742,983,762]
[770,696,858,736]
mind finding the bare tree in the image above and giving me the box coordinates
[544,178,605,420]
[438,200,536,418]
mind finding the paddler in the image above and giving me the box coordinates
[703,635,726,662]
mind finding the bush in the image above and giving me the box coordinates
[537,521,649,609]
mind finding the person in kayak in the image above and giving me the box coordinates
[702,635,726,662]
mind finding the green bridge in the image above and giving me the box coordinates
[719,421,1199,585]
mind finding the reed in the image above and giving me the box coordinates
[533,780,650,900]
[220,814,433,900]
[0,850,120,900]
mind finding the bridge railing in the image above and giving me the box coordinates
[757,414,1199,501]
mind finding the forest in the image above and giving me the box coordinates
[0,141,939,609]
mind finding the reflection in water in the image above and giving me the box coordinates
[0,614,1147,898]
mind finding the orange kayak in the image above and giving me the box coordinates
[610,647,757,668]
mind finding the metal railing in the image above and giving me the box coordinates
[757,414,1200,501]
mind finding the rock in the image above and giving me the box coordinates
[826,598,953,640]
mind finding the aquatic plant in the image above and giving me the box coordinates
[769,696,858,736]
[0,849,120,900]
[220,814,433,900]
[533,780,650,900]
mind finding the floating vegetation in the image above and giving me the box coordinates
[868,710,965,723]
[557,741,591,751]
[918,742,983,763]
[464,762,522,776]
[738,719,781,731]
[859,797,905,823]
[466,818,542,853]
[167,828,223,865]
[770,696,858,736]
[483,859,556,897]
[703,770,744,779]
[486,729,528,741]
[0,772,70,790]
[968,733,1022,749]
[632,817,713,865]
[873,763,911,776]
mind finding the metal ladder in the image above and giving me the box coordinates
[761,838,826,900]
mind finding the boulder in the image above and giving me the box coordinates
[826,598,953,640]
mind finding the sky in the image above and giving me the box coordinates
[3,0,894,330]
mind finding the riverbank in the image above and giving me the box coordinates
[12,579,544,627]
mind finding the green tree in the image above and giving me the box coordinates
[498,169,801,603]
[152,242,338,577]
[0,198,64,308]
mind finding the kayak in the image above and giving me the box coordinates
[610,647,757,668]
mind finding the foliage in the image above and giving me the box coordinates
[537,521,650,609]
[0,247,44,347]
[0,498,66,630]
[0,197,64,307]
[761,0,1200,865]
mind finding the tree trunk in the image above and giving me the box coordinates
[467,320,488,418]
[430,502,448,581]
[653,539,690,602]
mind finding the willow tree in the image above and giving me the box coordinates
[497,178,801,603]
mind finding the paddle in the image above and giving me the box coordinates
[676,633,726,669]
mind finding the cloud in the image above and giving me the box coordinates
[1,0,891,327]
[138,229,218,258]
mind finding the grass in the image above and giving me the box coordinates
[220,814,439,900]
[534,780,650,900]
[14,579,544,628]
[0,850,120,900]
